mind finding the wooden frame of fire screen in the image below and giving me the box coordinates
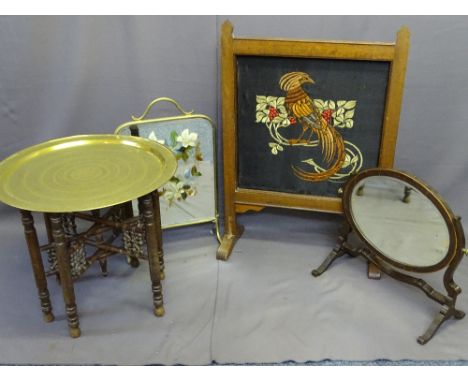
[217,21,410,260]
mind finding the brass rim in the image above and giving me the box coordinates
[0,134,177,213]
[343,168,458,273]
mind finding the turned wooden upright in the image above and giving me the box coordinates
[0,134,177,338]
[19,190,166,338]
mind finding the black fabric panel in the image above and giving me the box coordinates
[236,56,390,197]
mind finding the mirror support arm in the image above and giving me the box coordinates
[311,222,352,277]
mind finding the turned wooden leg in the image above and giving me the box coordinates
[98,259,108,277]
[121,200,134,220]
[91,209,109,277]
[141,193,164,317]
[152,191,165,280]
[50,214,81,338]
[120,201,141,268]
[20,210,54,323]
[44,213,61,284]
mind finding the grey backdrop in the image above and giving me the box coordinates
[1,15,467,221]
[1,15,468,365]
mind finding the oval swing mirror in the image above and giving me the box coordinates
[312,168,467,344]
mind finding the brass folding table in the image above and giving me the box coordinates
[0,135,177,338]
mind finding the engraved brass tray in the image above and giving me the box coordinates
[0,134,177,212]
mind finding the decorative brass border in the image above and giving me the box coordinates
[114,98,221,243]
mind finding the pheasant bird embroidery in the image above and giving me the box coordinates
[279,71,346,182]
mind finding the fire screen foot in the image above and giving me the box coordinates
[216,225,245,261]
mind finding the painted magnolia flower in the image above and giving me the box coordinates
[148,131,165,145]
[186,185,197,197]
[163,181,185,203]
[176,129,198,148]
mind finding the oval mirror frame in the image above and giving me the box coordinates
[342,168,459,273]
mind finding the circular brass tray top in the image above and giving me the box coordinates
[0,134,177,213]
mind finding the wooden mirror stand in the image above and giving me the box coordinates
[312,169,467,344]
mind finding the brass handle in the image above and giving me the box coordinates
[131,97,193,121]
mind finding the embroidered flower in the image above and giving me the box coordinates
[321,109,333,125]
[255,96,289,125]
[341,153,358,168]
[313,99,357,129]
[269,142,284,155]
[268,106,279,121]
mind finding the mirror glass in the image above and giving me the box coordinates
[117,118,216,229]
[350,175,450,268]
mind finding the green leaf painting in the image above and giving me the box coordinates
[148,128,204,206]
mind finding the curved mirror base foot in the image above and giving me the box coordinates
[311,248,346,277]
[418,307,465,345]
[316,168,468,345]
[313,222,465,345]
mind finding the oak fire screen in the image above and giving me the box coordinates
[218,21,410,260]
